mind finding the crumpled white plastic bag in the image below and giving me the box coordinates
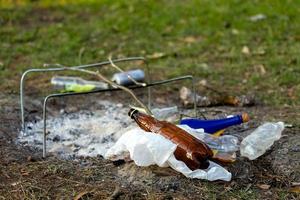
[105,127,232,181]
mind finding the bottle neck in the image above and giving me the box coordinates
[129,109,161,132]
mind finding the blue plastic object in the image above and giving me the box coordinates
[180,115,245,134]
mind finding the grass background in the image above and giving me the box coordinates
[0,0,299,106]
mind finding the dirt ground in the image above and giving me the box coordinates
[0,90,300,200]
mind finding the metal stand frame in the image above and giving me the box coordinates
[20,57,148,130]
[20,57,198,157]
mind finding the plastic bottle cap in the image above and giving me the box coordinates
[242,113,250,123]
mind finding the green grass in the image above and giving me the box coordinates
[0,0,299,106]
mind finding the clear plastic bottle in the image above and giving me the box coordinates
[240,122,284,160]
[51,76,108,92]
[151,106,178,120]
[178,125,239,153]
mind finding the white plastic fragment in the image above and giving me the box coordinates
[105,127,232,181]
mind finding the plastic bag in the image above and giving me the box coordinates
[105,128,232,181]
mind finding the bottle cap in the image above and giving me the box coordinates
[242,113,250,123]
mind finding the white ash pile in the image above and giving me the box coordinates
[18,100,135,159]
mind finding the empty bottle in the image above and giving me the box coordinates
[179,125,240,152]
[180,113,250,134]
[179,125,239,152]
[51,76,108,92]
[129,109,213,170]
[240,122,284,160]
[111,69,145,86]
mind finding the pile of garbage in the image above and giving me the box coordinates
[105,108,284,181]
[19,64,285,182]
[19,100,284,182]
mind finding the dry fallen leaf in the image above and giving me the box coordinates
[254,48,266,55]
[231,29,239,35]
[135,60,145,66]
[242,46,250,55]
[20,168,29,176]
[222,95,239,106]
[198,79,207,86]
[257,184,271,190]
[289,186,300,193]
[254,64,266,75]
[11,181,21,186]
[181,36,198,43]
[199,63,209,70]
[146,52,166,59]
[287,87,296,99]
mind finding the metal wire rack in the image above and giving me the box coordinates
[20,57,198,157]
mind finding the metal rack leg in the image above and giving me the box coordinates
[41,75,197,157]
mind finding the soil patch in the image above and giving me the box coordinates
[0,92,299,199]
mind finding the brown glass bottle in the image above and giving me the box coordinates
[128,109,213,170]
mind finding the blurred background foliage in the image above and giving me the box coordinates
[0,0,299,106]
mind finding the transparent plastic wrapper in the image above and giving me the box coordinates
[105,128,232,181]
[178,125,239,153]
[240,122,284,160]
